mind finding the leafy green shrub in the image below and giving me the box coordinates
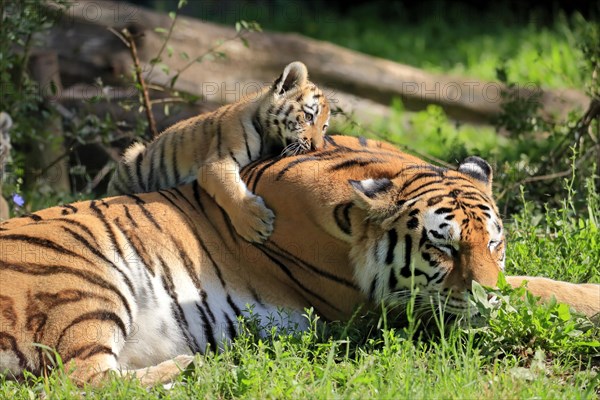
[469,275,600,361]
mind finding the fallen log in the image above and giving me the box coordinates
[42,0,588,125]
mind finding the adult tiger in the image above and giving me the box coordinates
[0,135,597,386]
[107,61,330,244]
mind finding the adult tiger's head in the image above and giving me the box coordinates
[258,61,330,156]
[348,157,505,315]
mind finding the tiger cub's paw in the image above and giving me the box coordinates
[231,194,275,243]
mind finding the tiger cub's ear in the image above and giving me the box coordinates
[458,156,493,195]
[349,178,397,226]
[273,61,308,95]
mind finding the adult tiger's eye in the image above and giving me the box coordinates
[304,112,313,122]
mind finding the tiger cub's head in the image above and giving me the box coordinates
[260,61,330,156]
[348,157,505,315]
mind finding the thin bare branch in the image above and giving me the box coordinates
[121,28,159,138]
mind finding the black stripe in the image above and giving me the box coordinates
[217,205,238,243]
[64,344,116,363]
[368,276,378,301]
[283,103,294,118]
[200,290,216,324]
[324,135,338,147]
[61,204,78,214]
[230,151,241,167]
[26,213,42,222]
[407,217,419,230]
[226,295,242,317]
[250,157,285,193]
[134,151,145,192]
[388,268,398,291]
[125,196,162,231]
[252,113,265,156]
[157,255,201,353]
[333,202,352,235]
[55,216,97,241]
[158,191,187,216]
[241,119,252,161]
[172,134,181,184]
[385,229,398,265]
[196,303,217,351]
[262,105,273,132]
[157,137,167,189]
[274,156,319,181]
[328,158,383,172]
[216,109,226,158]
[147,150,156,191]
[225,313,237,340]
[429,229,445,239]
[192,181,205,213]
[249,286,265,307]
[399,235,413,278]
[57,311,127,350]
[427,195,445,206]
[123,206,138,228]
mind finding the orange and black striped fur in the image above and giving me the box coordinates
[107,61,330,243]
[1,136,598,385]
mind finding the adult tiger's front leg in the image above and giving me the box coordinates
[198,156,275,243]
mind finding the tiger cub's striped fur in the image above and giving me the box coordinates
[1,136,597,386]
[107,61,330,243]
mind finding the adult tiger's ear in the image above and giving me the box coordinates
[349,178,397,227]
[458,156,493,196]
[273,61,308,95]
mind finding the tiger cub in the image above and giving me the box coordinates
[107,61,330,243]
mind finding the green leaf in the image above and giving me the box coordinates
[552,304,571,321]
[154,27,168,34]
[169,11,176,20]
[471,281,491,309]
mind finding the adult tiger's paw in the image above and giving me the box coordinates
[231,194,275,243]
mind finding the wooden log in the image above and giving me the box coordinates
[41,0,589,125]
